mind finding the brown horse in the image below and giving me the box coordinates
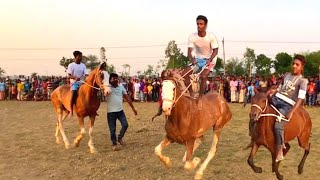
[51,62,111,153]
[155,69,232,180]
[248,90,312,180]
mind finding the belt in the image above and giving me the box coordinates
[275,93,296,106]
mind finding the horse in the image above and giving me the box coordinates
[154,69,232,180]
[51,62,111,153]
[248,89,312,180]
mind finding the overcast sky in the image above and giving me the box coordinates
[1,0,320,76]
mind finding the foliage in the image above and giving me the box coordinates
[254,54,272,77]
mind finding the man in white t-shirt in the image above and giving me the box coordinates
[67,51,88,115]
[187,15,219,97]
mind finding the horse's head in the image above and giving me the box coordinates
[250,88,273,121]
[93,62,111,96]
[160,69,184,116]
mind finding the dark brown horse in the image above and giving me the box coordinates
[51,62,111,153]
[248,90,312,180]
[155,69,232,180]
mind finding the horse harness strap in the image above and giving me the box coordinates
[251,99,289,122]
[80,80,101,91]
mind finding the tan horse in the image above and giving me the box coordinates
[51,62,111,153]
[248,90,312,180]
[155,70,232,180]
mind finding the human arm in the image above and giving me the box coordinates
[123,94,137,115]
[187,34,196,65]
[286,98,304,120]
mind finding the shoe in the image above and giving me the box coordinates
[112,145,121,151]
[118,139,126,146]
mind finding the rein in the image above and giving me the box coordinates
[163,67,206,107]
[251,99,289,122]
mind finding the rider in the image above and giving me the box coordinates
[187,15,219,98]
[270,54,308,162]
[67,51,88,115]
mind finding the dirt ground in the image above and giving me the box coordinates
[0,101,319,180]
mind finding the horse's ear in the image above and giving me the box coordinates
[161,70,172,80]
[266,87,276,97]
[99,62,107,71]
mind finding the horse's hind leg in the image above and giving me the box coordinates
[57,109,71,149]
[88,115,97,154]
[194,131,220,180]
[297,132,311,174]
[155,137,172,168]
[74,116,85,148]
[184,139,201,172]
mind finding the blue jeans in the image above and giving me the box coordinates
[308,93,316,106]
[107,110,129,145]
[71,81,81,91]
[271,96,293,145]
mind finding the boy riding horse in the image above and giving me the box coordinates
[67,51,88,115]
[269,54,308,162]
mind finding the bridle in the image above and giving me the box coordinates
[251,98,289,122]
[80,71,105,91]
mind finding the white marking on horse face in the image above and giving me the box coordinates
[102,71,112,96]
[162,80,175,115]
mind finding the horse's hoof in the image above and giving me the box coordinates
[90,148,98,154]
[65,144,71,149]
[163,157,172,168]
[254,167,262,173]
[192,157,201,168]
[56,139,60,144]
[194,173,203,180]
[74,140,80,147]
[298,166,303,174]
[277,174,283,180]
[184,161,195,171]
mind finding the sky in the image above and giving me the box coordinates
[0,0,320,76]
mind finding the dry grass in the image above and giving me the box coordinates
[0,101,319,180]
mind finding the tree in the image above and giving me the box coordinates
[31,72,38,78]
[137,70,141,77]
[0,67,5,77]
[215,57,224,75]
[143,65,154,76]
[273,52,292,75]
[164,40,189,69]
[225,58,245,76]
[83,55,101,70]
[106,64,116,74]
[59,57,74,72]
[122,64,130,76]
[100,47,107,62]
[243,48,256,77]
[254,54,272,77]
[304,51,320,77]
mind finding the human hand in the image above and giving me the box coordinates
[286,111,293,120]
[133,108,138,115]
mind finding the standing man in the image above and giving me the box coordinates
[106,73,137,151]
[67,51,88,115]
[188,15,219,97]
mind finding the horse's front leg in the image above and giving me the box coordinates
[74,116,85,147]
[155,137,172,168]
[88,115,98,154]
[184,139,201,172]
[247,143,262,173]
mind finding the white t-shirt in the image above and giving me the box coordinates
[134,82,140,93]
[188,32,219,64]
[67,62,87,83]
[106,84,127,113]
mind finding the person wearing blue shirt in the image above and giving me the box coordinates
[0,79,5,100]
[106,73,137,151]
